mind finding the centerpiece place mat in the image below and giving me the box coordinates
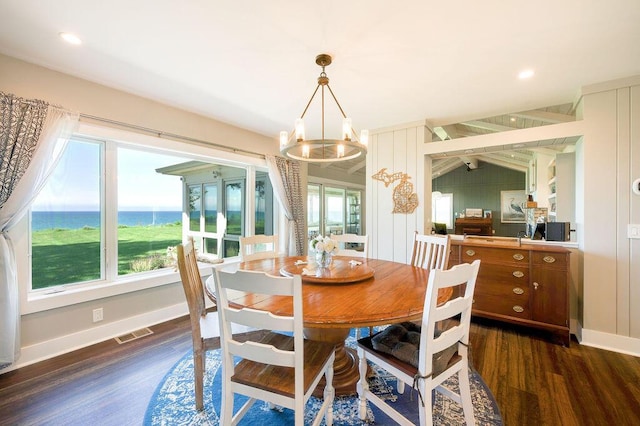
[280,256,374,284]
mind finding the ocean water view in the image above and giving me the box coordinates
[32,211,182,231]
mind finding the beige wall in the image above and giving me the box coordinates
[582,77,640,346]
[0,54,277,156]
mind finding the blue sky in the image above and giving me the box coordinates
[32,141,186,211]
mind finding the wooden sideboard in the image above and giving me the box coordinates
[449,239,570,345]
[454,217,493,236]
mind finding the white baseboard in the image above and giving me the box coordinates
[5,299,255,375]
[580,328,640,357]
[7,303,190,373]
[570,318,582,342]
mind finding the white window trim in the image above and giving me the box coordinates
[17,122,269,314]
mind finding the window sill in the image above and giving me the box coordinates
[23,262,218,315]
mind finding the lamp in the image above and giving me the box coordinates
[280,54,368,163]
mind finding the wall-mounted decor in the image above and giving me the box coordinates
[372,168,418,214]
[500,190,526,223]
[483,210,492,219]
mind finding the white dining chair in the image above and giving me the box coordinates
[214,266,336,426]
[356,260,481,425]
[410,232,450,270]
[331,233,368,258]
[239,234,279,261]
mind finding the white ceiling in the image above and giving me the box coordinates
[1,1,639,176]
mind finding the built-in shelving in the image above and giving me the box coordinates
[546,153,575,227]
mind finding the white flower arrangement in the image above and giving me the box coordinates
[309,235,339,254]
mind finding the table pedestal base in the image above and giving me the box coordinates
[304,327,359,397]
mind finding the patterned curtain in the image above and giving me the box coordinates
[266,155,306,256]
[0,92,78,369]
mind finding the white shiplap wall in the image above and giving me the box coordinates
[366,122,431,263]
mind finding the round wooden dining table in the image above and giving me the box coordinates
[225,255,453,396]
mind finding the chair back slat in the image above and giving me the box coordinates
[216,268,294,296]
[225,307,294,332]
[228,340,296,368]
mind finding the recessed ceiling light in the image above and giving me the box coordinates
[518,69,534,79]
[513,143,525,148]
[510,117,516,122]
[59,32,82,45]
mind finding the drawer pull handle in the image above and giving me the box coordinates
[533,282,539,290]
[513,254,525,261]
[543,255,556,263]
[513,305,524,313]
[512,287,525,295]
[466,250,476,256]
[512,270,525,278]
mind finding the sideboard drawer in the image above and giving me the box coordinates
[473,293,531,320]
[461,246,529,265]
[477,263,529,286]
[531,252,568,270]
[475,277,530,299]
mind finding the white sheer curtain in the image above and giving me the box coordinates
[0,96,78,369]
[266,155,305,256]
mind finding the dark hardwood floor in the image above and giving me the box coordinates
[1,315,639,425]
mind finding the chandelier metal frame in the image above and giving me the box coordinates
[279,54,368,163]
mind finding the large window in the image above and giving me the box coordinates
[116,147,184,276]
[31,139,103,289]
[29,134,275,294]
[31,139,188,290]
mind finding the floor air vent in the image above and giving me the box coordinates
[115,327,154,344]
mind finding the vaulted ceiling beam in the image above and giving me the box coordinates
[460,120,516,132]
[348,160,366,174]
[510,110,574,124]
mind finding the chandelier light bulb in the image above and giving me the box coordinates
[342,118,352,141]
[295,118,305,141]
[302,144,310,158]
[360,129,369,146]
[337,144,345,158]
[279,131,288,149]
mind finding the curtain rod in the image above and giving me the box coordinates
[79,113,266,159]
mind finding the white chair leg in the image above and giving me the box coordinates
[397,379,405,394]
[418,378,434,426]
[356,348,369,420]
[458,367,475,425]
[323,363,334,426]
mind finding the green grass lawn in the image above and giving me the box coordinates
[31,224,182,289]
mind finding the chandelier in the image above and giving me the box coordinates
[279,54,368,163]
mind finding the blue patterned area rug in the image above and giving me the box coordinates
[144,334,502,425]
